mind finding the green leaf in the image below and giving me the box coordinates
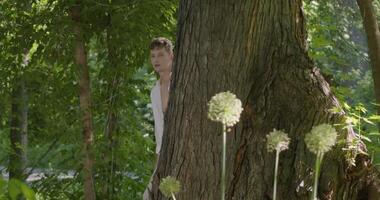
[329,106,343,113]
[0,178,6,199]
[368,115,380,122]
[360,135,372,142]
[8,179,36,200]
[362,117,375,125]
[8,179,22,200]
[20,183,36,200]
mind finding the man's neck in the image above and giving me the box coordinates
[159,72,171,85]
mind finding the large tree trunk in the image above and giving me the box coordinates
[357,0,380,130]
[152,0,378,199]
[70,4,96,200]
[9,53,28,180]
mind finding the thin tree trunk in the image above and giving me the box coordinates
[9,0,31,182]
[70,4,96,200]
[152,0,379,199]
[100,12,122,199]
[102,101,117,199]
[357,0,380,131]
[344,0,367,48]
[101,67,119,200]
[9,52,28,180]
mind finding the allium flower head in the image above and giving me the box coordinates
[304,123,337,154]
[266,129,290,152]
[208,91,243,127]
[159,176,181,198]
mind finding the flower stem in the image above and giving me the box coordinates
[171,193,177,200]
[273,149,280,200]
[221,124,227,200]
[312,152,323,200]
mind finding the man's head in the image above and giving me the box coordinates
[150,37,173,74]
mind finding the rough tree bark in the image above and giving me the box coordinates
[152,0,379,199]
[70,3,96,200]
[357,0,380,131]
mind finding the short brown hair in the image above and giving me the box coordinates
[150,37,173,53]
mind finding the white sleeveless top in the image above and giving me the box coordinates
[150,81,164,154]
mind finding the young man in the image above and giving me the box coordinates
[149,37,173,155]
[143,37,173,200]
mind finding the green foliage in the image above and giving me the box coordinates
[301,1,380,179]
[0,178,6,200]
[304,0,380,169]
[1,0,178,199]
[0,178,36,200]
[304,0,371,104]
[8,179,36,200]
[32,175,83,199]
[334,103,380,166]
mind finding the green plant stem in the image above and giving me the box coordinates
[221,124,227,200]
[358,111,362,140]
[273,149,280,200]
[312,152,323,200]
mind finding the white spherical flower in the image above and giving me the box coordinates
[304,123,337,154]
[159,176,181,198]
[266,129,291,152]
[208,91,243,127]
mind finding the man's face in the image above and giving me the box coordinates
[150,47,173,74]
